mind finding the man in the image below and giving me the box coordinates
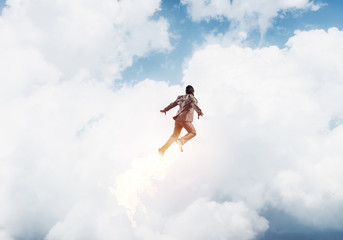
[159,85,204,157]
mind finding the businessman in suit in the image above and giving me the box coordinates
[159,85,204,157]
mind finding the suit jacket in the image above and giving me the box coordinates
[163,94,203,122]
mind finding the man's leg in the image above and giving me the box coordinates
[178,121,196,145]
[159,121,182,155]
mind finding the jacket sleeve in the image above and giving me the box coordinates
[164,96,180,112]
[190,96,203,115]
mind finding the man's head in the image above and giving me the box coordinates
[186,85,194,95]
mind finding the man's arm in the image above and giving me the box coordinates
[190,96,204,119]
[160,96,180,114]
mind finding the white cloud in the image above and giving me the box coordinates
[0,0,170,87]
[0,0,172,238]
[163,199,268,240]
[0,77,180,239]
[1,0,343,238]
[181,27,343,229]
[181,0,322,44]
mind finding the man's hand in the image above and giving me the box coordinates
[160,109,167,115]
[198,112,204,119]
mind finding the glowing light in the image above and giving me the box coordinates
[110,152,175,227]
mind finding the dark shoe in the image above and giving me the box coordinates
[175,139,183,152]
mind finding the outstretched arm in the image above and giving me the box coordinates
[197,111,204,119]
[160,97,180,115]
[195,106,204,119]
[190,96,204,119]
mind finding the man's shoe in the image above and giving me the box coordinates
[175,139,183,152]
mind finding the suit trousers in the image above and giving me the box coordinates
[161,120,196,152]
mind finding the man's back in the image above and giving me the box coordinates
[159,85,203,157]
[163,93,202,122]
[173,94,200,122]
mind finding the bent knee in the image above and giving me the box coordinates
[170,135,178,140]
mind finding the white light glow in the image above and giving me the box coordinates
[110,152,176,227]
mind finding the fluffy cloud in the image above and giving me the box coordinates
[0,0,170,90]
[163,199,268,240]
[0,0,171,239]
[181,27,343,229]
[1,0,343,239]
[181,0,321,43]
[0,75,187,239]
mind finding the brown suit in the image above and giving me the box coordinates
[163,94,203,122]
[160,94,203,153]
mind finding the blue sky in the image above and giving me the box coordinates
[0,0,5,11]
[121,0,343,84]
[1,0,342,85]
